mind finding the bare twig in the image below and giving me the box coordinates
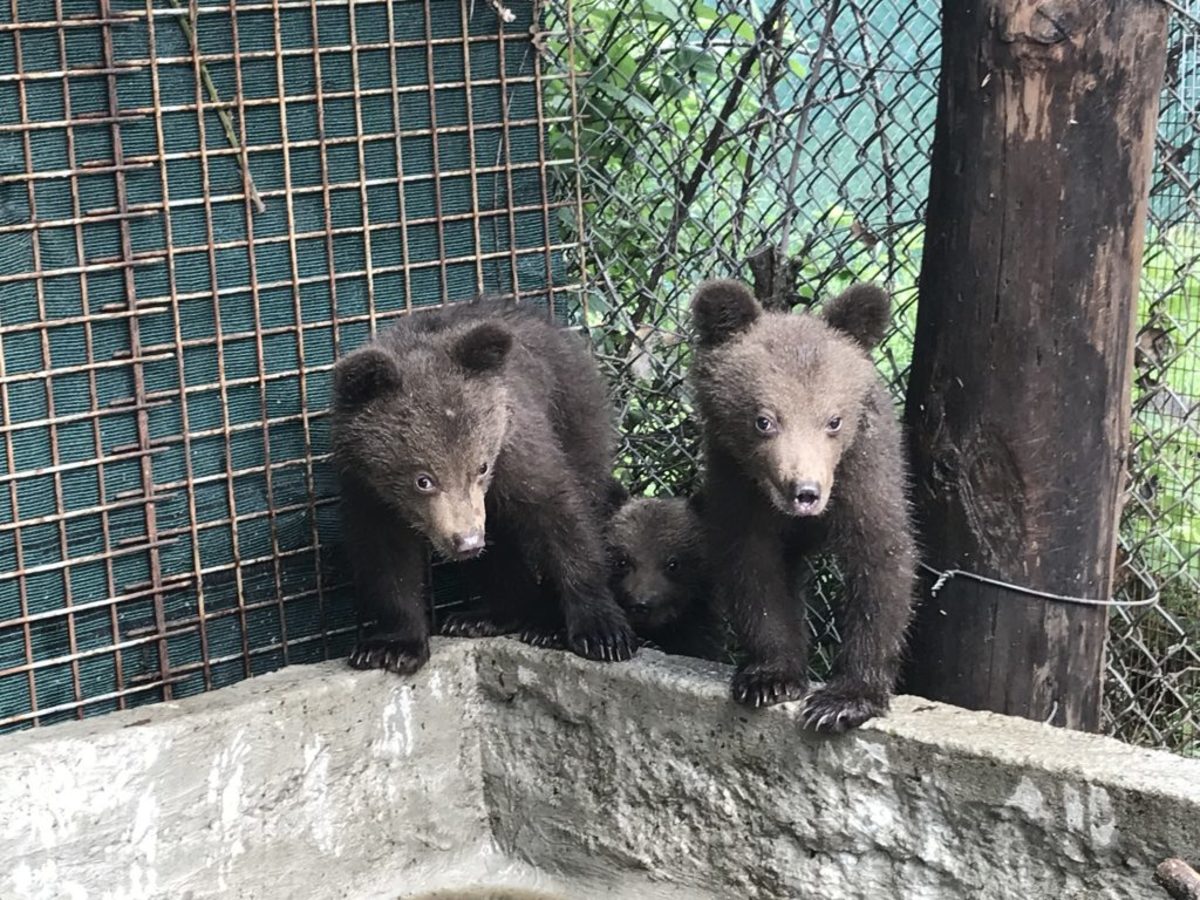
[730,7,791,254]
[170,0,265,214]
[625,0,790,331]
[1156,0,1200,31]
[777,0,843,259]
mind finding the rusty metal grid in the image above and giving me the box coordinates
[0,0,584,731]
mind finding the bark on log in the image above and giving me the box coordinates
[900,0,1169,730]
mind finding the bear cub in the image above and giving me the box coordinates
[607,493,724,661]
[331,299,635,675]
[690,279,916,732]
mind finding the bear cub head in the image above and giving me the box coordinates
[691,279,890,518]
[331,321,514,561]
[607,496,706,634]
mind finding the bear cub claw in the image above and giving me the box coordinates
[440,612,517,639]
[732,665,808,708]
[803,679,887,733]
[516,626,568,649]
[567,612,636,662]
[349,636,429,675]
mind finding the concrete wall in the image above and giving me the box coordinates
[2,638,1198,900]
[0,643,495,900]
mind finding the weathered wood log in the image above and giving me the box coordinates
[1156,858,1200,900]
[900,0,1169,730]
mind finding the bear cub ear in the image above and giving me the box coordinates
[333,347,401,409]
[691,279,762,348]
[822,283,891,350]
[453,321,513,375]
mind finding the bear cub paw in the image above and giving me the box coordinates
[731,664,808,708]
[440,612,517,639]
[803,679,888,733]
[349,635,430,675]
[567,611,636,662]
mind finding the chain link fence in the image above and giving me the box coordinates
[557,0,1200,756]
[1110,4,1200,758]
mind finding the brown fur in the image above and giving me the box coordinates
[690,278,916,732]
[331,298,635,675]
[607,495,723,660]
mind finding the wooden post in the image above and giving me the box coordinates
[900,0,1169,730]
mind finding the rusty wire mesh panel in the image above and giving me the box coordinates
[566,0,1199,755]
[0,0,581,731]
[1107,6,1200,757]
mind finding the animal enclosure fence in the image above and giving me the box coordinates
[0,0,1197,759]
[567,0,1200,756]
[0,0,581,730]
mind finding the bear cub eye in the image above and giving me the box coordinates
[477,461,490,477]
[754,414,777,435]
[613,554,631,571]
[415,473,437,493]
[665,557,679,572]
[826,416,843,434]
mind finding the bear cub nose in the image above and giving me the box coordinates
[789,480,822,512]
[452,530,485,558]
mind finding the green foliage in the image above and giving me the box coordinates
[1126,226,1200,608]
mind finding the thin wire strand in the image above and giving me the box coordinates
[918,562,1161,609]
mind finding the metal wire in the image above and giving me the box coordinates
[0,0,583,730]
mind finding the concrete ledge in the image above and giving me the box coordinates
[2,638,1198,899]
[0,642,492,900]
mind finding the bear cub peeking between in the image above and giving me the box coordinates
[690,279,916,733]
[607,494,724,661]
[331,299,635,675]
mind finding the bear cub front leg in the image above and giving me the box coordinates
[341,481,432,675]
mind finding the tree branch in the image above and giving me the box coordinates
[625,0,790,330]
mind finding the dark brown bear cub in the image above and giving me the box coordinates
[331,299,635,675]
[607,495,723,661]
[690,279,916,732]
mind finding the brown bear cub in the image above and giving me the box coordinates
[331,299,635,675]
[607,494,724,661]
[690,279,916,732]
